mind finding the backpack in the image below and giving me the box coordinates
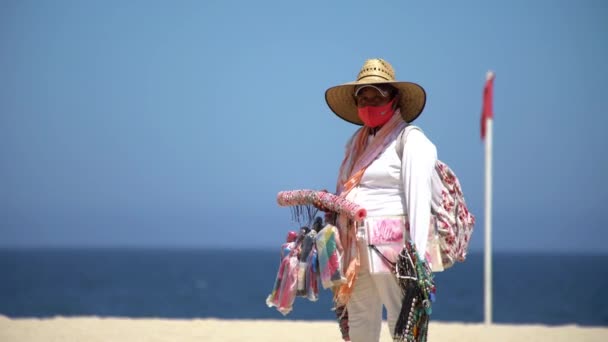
[396,126,475,271]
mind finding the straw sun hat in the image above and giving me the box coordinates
[325,58,426,125]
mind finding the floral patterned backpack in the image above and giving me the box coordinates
[396,126,475,271]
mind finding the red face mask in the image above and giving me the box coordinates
[357,99,396,127]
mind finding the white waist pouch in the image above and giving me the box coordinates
[359,216,444,274]
[359,216,405,274]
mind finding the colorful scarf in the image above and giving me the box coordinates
[333,111,407,305]
[316,224,346,289]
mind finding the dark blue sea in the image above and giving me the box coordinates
[1,248,607,326]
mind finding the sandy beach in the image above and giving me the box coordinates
[1,316,607,342]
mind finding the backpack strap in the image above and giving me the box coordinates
[395,124,422,223]
[395,125,422,160]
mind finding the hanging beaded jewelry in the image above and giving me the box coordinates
[393,240,436,342]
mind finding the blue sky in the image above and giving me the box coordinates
[1,0,607,253]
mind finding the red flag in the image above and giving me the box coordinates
[481,71,495,140]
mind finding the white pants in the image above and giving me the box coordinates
[346,243,403,342]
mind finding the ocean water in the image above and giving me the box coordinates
[0,248,606,326]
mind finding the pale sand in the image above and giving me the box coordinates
[1,316,607,342]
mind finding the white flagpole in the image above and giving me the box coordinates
[484,71,494,325]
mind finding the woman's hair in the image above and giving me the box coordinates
[382,84,399,98]
[381,85,401,110]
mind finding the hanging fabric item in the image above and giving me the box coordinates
[305,246,319,301]
[297,229,317,297]
[265,248,299,315]
[266,229,302,316]
[267,189,367,316]
[315,224,346,289]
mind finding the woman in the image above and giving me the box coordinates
[324,58,437,342]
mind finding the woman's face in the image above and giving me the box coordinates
[354,85,396,108]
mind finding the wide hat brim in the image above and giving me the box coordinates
[325,77,426,125]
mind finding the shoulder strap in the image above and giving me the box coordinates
[395,125,422,160]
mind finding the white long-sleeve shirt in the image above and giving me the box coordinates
[345,127,437,255]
